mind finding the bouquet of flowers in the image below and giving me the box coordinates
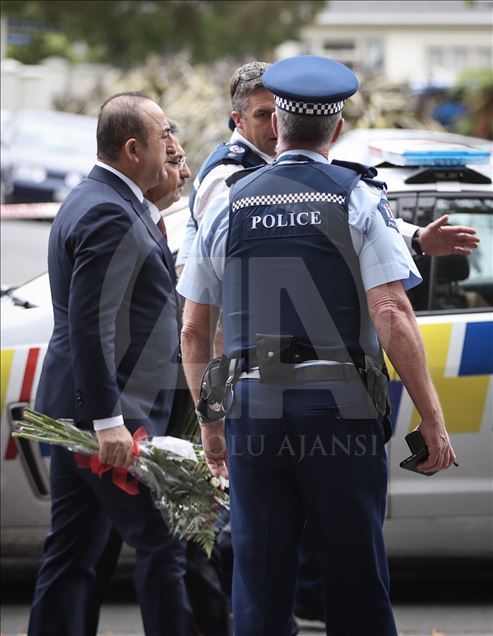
[13,408,229,557]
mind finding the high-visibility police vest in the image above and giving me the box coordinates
[222,155,385,366]
[189,141,266,226]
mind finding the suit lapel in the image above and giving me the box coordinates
[88,165,175,277]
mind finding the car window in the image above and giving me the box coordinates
[10,118,96,156]
[391,194,417,224]
[395,196,493,312]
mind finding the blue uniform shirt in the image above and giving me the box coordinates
[177,149,422,307]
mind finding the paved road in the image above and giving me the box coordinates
[2,601,492,635]
[2,573,492,636]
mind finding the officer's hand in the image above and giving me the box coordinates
[416,421,456,473]
[201,420,228,480]
[96,425,134,469]
[419,214,479,256]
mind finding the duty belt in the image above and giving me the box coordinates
[239,342,365,371]
[239,361,360,383]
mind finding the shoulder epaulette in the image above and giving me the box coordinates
[331,159,387,191]
[225,165,262,188]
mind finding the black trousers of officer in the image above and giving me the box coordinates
[226,377,398,636]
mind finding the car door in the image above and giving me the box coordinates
[386,194,493,519]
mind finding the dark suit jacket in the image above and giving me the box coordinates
[36,165,179,436]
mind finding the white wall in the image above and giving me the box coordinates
[383,28,493,84]
[300,23,492,84]
[1,57,120,112]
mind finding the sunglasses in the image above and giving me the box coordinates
[231,68,265,98]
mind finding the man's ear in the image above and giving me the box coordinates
[231,111,243,132]
[123,138,139,164]
[331,117,344,144]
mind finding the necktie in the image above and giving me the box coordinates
[142,199,168,242]
[156,216,168,242]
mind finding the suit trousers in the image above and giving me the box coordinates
[28,445,193,636]
[225,378,398,636]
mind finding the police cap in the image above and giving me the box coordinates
[263,55,358,116]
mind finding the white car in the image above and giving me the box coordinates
[1,132,492,561]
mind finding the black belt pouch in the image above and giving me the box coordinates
[256,333,296,383]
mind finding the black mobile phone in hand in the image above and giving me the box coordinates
[399,430,437,476]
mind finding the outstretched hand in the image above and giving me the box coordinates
[419,214,479,256]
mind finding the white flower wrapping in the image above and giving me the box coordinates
[149,436,198,461]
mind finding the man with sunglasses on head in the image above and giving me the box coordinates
[176,62,277,271]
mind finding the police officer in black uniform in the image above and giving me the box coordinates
[178,55,456,636]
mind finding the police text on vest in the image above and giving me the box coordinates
[250,211,322,230]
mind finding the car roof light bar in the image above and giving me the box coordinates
[369,139,491,167]
[404,167,492,185]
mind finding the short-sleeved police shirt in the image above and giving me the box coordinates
[177,150,422,307]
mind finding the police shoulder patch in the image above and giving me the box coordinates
[228,144,246,155]
[378,198,398,231]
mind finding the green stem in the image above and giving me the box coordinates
[12,431,96,450]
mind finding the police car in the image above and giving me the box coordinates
[1,132,492,561]
[330,129,493,557]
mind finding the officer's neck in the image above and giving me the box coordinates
[277,143,329,160]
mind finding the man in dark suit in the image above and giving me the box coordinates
[29,92,193,636]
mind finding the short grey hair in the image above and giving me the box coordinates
[275,108,342,148]
[230,61,270,114]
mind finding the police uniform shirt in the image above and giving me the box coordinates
[176,149,422,307]
[175,129,275,269]
[193,129,274,226]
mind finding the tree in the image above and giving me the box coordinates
[1,1,325,66]
[451,69,493,140]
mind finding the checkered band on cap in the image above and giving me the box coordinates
[275,96,345,116]
[232,191,346,212]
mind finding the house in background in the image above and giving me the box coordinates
[279,0,492,87]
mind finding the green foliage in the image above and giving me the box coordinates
[7,31,80,64]
[344,77,443,132]
[450,69,493,140]
[1,0,325,67]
